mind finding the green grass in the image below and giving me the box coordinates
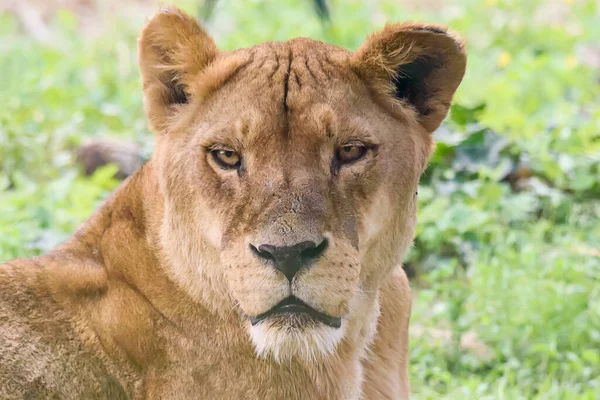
[1,0,599,398]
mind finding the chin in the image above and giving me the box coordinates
[248,316,347,363]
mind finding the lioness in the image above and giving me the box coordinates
[0,7,466,399]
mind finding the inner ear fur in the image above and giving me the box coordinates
[138,7,218,133]
[353,23,467,133]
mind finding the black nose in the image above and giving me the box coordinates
[251,239,328,282]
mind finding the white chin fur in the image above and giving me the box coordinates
[249,319,346,363]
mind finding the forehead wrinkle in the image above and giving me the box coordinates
[288,51,342,93]
[235,43,289,90]
[198,40,367,151]
[193,50,254,102]
[288,100,379,148]
[285,50,358,129]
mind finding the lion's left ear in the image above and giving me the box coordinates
[352,23,467,133]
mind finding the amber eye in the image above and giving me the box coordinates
[336,144,367,164]
[211,149,241,169]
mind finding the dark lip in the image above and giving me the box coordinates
[248,296,342,329]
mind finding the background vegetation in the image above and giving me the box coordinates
[1,0,599,398]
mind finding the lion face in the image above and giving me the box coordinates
[138,9,466,362]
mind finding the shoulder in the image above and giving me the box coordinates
[361,267,412,399]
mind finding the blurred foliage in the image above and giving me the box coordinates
[0,0,599,398]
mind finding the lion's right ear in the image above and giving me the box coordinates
[138,8,218,133]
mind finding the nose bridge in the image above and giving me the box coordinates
[255,174,328,248]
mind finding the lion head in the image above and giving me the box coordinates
[137,8,466,362]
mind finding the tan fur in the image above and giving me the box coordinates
[0,7,466,399]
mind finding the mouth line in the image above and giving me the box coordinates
[248,296,342,328]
